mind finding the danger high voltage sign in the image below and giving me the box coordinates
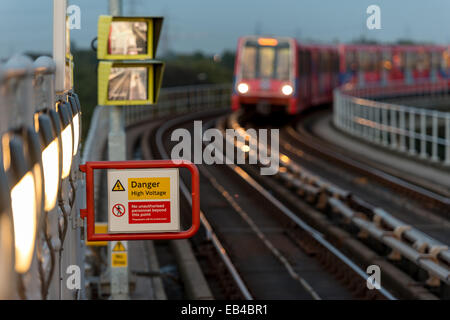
[107,168,180,233]
[128,178,170,199]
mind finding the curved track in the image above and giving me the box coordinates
[132,110,394,299]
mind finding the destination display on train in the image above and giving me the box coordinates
[107,168,180,233]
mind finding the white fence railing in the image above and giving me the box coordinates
[334,82,450,166]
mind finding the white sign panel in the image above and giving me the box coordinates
[107,168,180,233]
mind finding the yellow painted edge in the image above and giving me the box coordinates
[98,61,112,106]
[149,64,154,103]
[97,15,113,60]
[86,223,108,246]
[148,18,153,59]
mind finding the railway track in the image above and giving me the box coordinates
[124,101,449,300]
[290,109,450,214]
[230,109,449,299]
[132,110,395,300]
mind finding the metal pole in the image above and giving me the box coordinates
[53,0,67,94]
[107,0,129,300]
[53,0,68,300]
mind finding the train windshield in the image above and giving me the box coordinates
[241,39,291,80]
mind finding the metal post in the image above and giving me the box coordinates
[445,114,450,166]
[107,0,129,300]
[420,110,427,159]
[382,108,388,146]
[375,107,381,143]
[53,0,72,300]
[390,108,397,149]
[399,108,406,152]
[409,110,416,155]
[53,0,67,94]
[431,111,438,162]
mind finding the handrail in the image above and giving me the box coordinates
[0,54,82,300]
[334,81,450,165]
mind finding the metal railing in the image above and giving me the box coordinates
[333,81,450,165]
[123,83,231,126]
[0,54,83,300]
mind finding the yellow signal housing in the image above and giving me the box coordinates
[98,61,164,106]
[97,15,163,60]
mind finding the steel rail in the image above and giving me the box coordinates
[155,110,253,300]
[228,111,449,286]
[222,114,396,299]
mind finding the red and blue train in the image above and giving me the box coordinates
[231,35,450,115]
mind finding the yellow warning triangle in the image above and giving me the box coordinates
[113,241,126,252]
[112,180,125,191]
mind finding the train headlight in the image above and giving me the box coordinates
[282,84,293,96]
[237,82,249,94]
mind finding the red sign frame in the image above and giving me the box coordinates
[79,160,200,241]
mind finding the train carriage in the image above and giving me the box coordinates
[231,36,298,114]
[232,35,450,115]
[231,35,339,115]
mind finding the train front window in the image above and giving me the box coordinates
[242,46,257,79]
[276,48,290,80]
[240,40,291,80]
[259,47,275,78]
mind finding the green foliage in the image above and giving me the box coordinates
[162,50,235,87]
[72,49,98,144]
[71,49,235,143]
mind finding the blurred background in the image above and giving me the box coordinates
[1,0,449,144]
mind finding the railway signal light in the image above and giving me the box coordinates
[97,16,163,60]
[97,15,165,106]
[97,61,164,106]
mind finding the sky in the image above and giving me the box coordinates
[0,0,450,59]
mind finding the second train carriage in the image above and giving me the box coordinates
[232,35,450,115]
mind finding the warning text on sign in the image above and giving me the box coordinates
[128,177,170,200]
[128,201,171,224]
